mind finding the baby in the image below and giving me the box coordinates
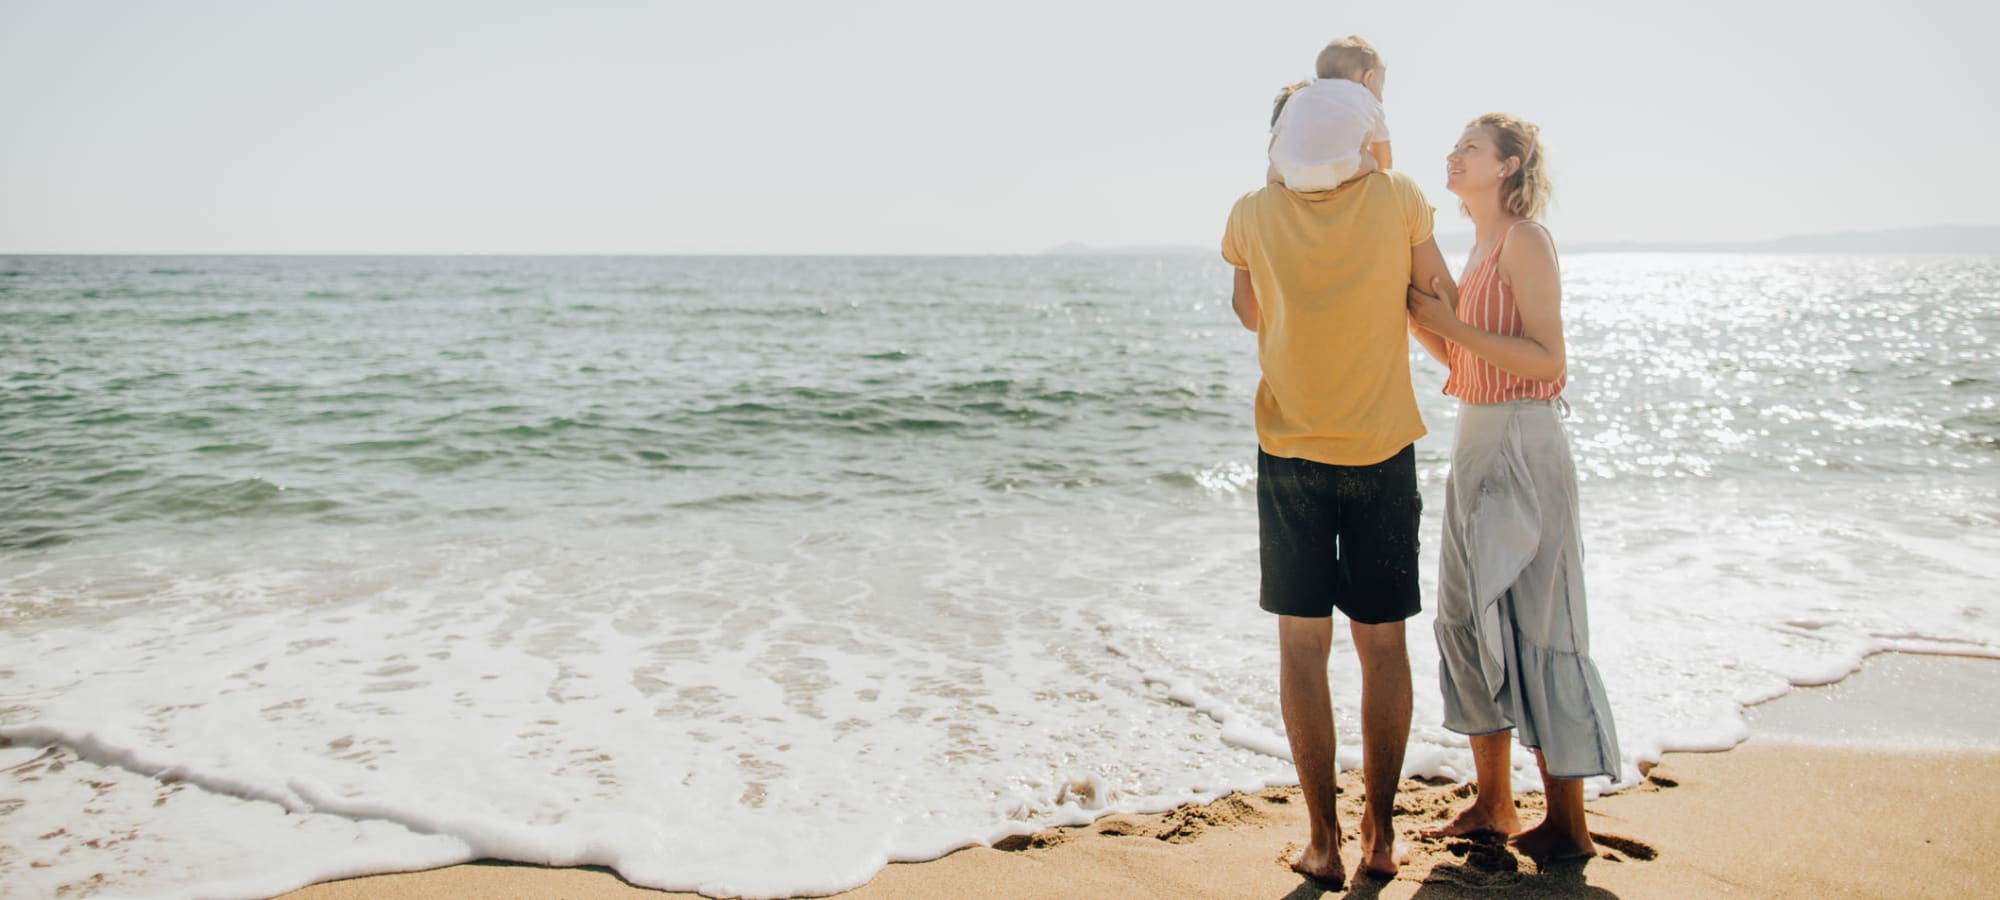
[1266,36,1393,190]
[1231,36,1394,329]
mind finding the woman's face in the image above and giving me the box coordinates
[1445,125,1511,197]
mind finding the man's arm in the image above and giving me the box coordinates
[1406,236,1453,364]
[1231,267,1259,331]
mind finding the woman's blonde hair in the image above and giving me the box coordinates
[1466,113,1551,220]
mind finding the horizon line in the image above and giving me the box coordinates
[8,223,2000,258]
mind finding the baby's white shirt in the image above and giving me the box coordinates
[1268,79,1389,192]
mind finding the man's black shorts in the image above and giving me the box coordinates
[1257,444,1422,623]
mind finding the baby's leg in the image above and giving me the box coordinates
[1340,152,1379,185]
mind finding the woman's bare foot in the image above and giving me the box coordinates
[1288,842,1346,889]
[1509,820,1596,860]
[1423,801,1523,839]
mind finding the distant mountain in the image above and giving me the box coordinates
[1043,225,2000,258]
[1569,225,2000,254]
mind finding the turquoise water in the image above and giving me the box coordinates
[1,256,1256,548]
[5,255,1993,550]
[1,253,1996,898]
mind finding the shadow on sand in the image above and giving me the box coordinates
[1273,853,1621,899]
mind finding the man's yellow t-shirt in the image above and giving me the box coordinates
[1222,170,1434,466]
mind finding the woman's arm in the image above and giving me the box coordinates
[1405,236,1454,365]
[1231,267,1258,332]
[1406,224,1565,382]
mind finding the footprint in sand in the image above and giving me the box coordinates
[1444,835,1521,873]
[1591,832,1658,861]
[993,830,1064,852]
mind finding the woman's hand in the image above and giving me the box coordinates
[1406,277,1459,335]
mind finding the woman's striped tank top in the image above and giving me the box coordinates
[1442,219,1565,403]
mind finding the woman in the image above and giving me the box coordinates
[1405,113,1619,860]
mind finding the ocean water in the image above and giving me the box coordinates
[1,253,1995,898]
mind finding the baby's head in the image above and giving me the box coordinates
[1315,36,1385,99]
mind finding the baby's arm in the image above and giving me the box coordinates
[1369,140,1392,171]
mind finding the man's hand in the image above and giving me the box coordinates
[1406,277,1458,334]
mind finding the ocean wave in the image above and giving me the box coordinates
[69,474,342,526]
[945,379,1014,395]
[471,418,619,439]
[668,490,837,510]
[956,401,1064,425]
[622,284,706,297]
[419,405,535,427]
[160,413,218,431]
[71,411,141,426]
[334,438,435,453]
[79,288,229,300]
[684,397,985,436]
[78,468,148,485]
[0,521,72,550]
[1946,410,2000,451]
[280,408,389,424]
[163,311,259,325]
[192,442,271,455]
[1152,462,1256,494]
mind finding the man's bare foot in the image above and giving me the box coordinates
[1288,842,1346,888]
[1423,801,1523,839]
[1509,821,1595,860]
[1356,838,1409,878]
[1356,817,1408,878]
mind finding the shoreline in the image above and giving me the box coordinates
[283,652,2000,899]
[283,742,2000,899]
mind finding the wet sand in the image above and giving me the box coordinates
[285,653,2000,899]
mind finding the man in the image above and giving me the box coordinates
[1222,140,1455,885]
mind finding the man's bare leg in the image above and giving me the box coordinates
[1277,615,1345,887]
[1428,731,1523,837]
[1349,620,1412,878]
[1510,750,1596,859]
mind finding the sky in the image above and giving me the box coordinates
[1,0,1993,254]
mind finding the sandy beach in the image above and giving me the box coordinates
[284,654,2000,900]
[6,4,1999,896]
